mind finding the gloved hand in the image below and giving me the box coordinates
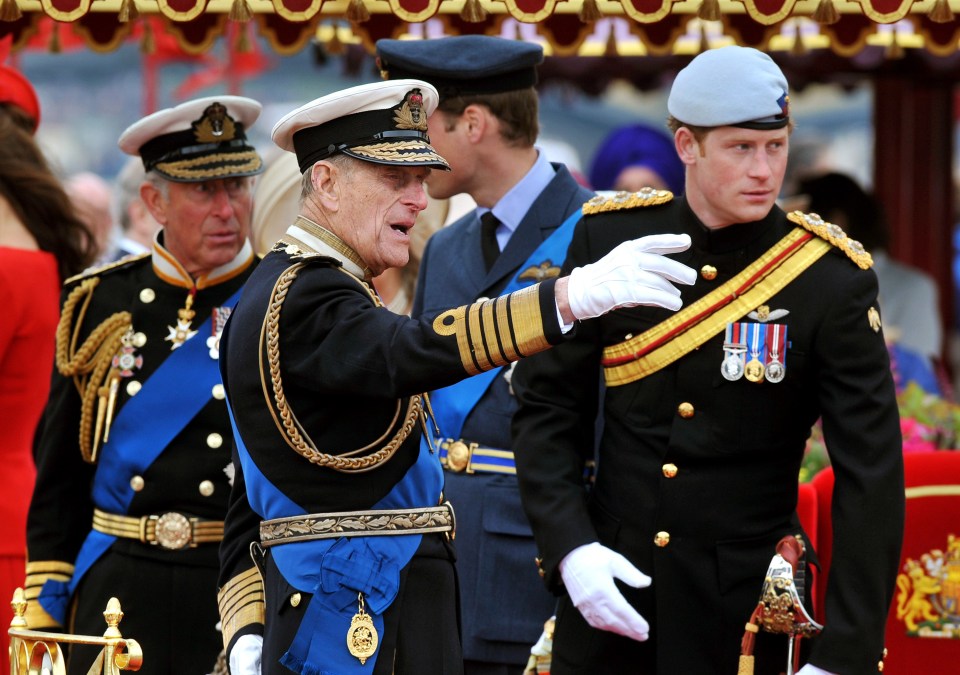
[796,665,839,675]
[229,634,263,675]
[567,233,695,321]
[559,542,651,641]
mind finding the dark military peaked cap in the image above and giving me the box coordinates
[375,35,544,101]
[118,95,264,183]
[272,79,450,173]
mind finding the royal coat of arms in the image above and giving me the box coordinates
[895,533,960,637]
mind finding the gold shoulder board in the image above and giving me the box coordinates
[787,211,873,270]
[582,187,674,216]
[63,252,150,286]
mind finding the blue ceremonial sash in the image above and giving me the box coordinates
[425,208,582,447]
[228,399,443,675]
[38,288,242,624]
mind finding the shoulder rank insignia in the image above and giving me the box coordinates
[518,260,562,283]
[582,187,673,216]
[787,211,873,270]
[895,533,960,637]
[63,252,150,286]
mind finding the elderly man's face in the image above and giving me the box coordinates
[336,162,430,276]
[144,176,253,278]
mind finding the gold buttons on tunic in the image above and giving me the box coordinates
[290,593,302,608]
[677,402,694,419]
[132,332,147,348]
[212,384,226,400]
[199,480,215,497]
[701,265,717,281]
[662,463,678,478]
[206,433,223,449]
[130,475,145,492]
[654,531,670,547]
[126,380,142,397]
[139,288,156,304]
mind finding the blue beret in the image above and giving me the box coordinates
[667,46,790,130]
[589,124,684,194]
[376,36,543,100]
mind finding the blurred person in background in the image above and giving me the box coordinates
[64,171,117,264]
[111,156,161,259]
[588,122,685,195]
[0,64,96,670]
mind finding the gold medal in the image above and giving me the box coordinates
[744,322,766,383]
[744,357,765,383]
[166,291,198,350]
[347,593,378,665]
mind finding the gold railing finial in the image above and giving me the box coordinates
[10,587,28,628]
[103,597,124,638]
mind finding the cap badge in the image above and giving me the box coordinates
[777,92,790,120]
[193,102,237,143]
[393,88,428,132]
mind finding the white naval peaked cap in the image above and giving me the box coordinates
[271,79,450,173]
[118,95,264,182]
[667,46,790,130]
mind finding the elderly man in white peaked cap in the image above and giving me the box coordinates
[25,95,265,675]
[215,78,696,674]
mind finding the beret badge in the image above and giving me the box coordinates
[777,92,790,120]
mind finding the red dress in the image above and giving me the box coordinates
[0,247,59,652]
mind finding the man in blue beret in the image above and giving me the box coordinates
[512,45,904,675]
[375,34,596,675]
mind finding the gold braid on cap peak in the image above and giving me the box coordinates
[788,211,873,270]
[582,187,674,215]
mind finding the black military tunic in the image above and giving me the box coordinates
[512,195,905,675]
[217,220,564,675]
[25,241,257,675]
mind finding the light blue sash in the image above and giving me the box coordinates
[425,208,581,447]
[39,288,241,624]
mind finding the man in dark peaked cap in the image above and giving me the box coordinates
[24,95,264,674]
[215,77,696,675]
[376,34,596,675]
[512,45,904,675]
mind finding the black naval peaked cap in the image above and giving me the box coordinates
[272,79,451,174]
[118,95,264,182]
[375,35,544,101]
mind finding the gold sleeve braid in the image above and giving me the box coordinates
[22,560,74,629]
[217,567,265,650]
[54,277,132,463]
[433,284,550,376]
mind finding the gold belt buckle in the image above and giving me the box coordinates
[445,440,477,473]
[151,512,194,550]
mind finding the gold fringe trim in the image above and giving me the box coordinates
[0,0,22,22]
[460,0,487,22]
[812,0,840,25]
[929,0,955,23]
[582,188,673,215]
[578,0,603,22]
[229,0,252,22]
[698,0,722,21]
[346,0,370,23]
[118,0,139,23]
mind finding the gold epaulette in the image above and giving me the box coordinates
[63,252,150,286]
[788,211,873,270]
[582,187,674,216]
[23,560,74,629]
[217,566,265,650]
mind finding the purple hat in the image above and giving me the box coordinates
[589,123,685,194]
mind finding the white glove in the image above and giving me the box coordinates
[796,665,839,675]
[229,634,263,675]
[567,233,695,321]
[559,542,652,641]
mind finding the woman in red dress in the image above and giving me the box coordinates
[0,67,95,668]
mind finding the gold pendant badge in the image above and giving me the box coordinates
[346,593,378,665]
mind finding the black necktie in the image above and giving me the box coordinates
[480,212,501,271]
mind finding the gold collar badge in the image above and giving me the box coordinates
[192,102,237,143]
[393,89,428,132]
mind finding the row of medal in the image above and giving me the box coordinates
[721,321,788,384]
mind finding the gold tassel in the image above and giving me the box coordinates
[578,0,603,23]
[49,22,61,53]
[118,0,139,23]
[604,25,618,57]
[812,0,839,25]
[460,0,487,23]
[346,0,370,23]
[0,0,22,22]
[698,0,721,22]
[140,20,155,54]
[229,0,252,23]
[791,22,806,55]
[929,0,954,23]
[326,26,346,55]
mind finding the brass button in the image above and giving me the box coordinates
[139,288,156,303]
[446,441,470,472]
[654,531,670,547]
[290,593,301,608]
[126,380,142,397]
[212,384,226,400]
[199,480,215,497]
[662,463,678,478]
[206,433,223,449]
[130,475,145,492]
[878,662,884,672]
[535,557,546,578]
[701,265,717,281]
[677,402,694,419]
[132,331,147,348]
